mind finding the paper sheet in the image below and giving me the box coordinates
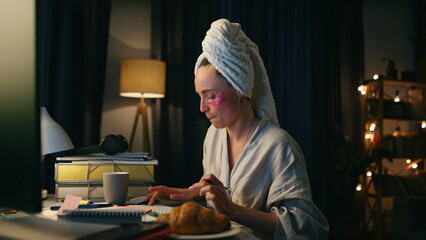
[57,194,82,216]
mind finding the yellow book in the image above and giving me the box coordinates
[55,161,156,183]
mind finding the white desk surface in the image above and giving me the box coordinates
[18,194,259,240]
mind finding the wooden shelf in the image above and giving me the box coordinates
[384,80,426,88]
[366,79,426,88]
[362,76,426,238]
[383,118,426,122]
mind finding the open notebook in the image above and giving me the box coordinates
[58,205,172,224]
[139,205,172,215]
[139,205,172,222]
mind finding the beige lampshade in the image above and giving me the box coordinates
[120,59,166,98]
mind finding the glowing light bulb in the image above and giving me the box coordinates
[394,96,400,102]
[406,159,412,164]
[373,74,379,80]
[422,121,426,129]
[394,90,400,102]
[365,133,372,140]
[412,163,418,169]
[369,123,376,131]
[393,127,401,137]
[356,184,362,191]
[367,171,372,177]
[358,85,367,95]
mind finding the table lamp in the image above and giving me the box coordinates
[40,107,74,156]
[119,59,166,152]
[40,107,74,198]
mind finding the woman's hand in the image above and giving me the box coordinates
[145,186,198,205]
[189,174,236,219]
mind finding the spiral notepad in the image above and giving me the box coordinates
[59,208,144,225]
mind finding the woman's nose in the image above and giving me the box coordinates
[200,100,209,113]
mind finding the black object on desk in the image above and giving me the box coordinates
[117,222,171,240]
[50,203,113,211]
[0,215,122,240]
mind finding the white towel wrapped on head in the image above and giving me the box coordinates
[195,18,279,126]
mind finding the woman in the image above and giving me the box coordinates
[145,19,329,239]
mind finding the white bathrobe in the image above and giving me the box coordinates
[202,118,329,240]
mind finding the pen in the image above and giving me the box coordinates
[50,203,113,211]
[202,178,229,190]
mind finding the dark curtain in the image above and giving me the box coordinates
[151,0,364,222]
[38,0,111,192]
[39,0,111,147]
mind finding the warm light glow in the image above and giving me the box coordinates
[422,121,426,129]
[369,123,376,131]
[394,90,400,102]
[412,163,418,169]
[392,127,401,137]
[373,74,379,80]
[365,133,372,140]
[358,85,367,95]
[394,95,400,102]
[120,59,166,99]
[406,159,411,164]
[367,171,372,177]
[356,184,362,191]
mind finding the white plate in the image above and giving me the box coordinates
[172,223,241,239]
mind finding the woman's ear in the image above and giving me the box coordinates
[237,92,243,102]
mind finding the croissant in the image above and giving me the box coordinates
[155,201,231,234]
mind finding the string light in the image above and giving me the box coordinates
[356,183,362,191]
[412,163,418,169]
[392,127,401,137]
[358,85,367,95]
[365,132,372,140]
[406,159,411,164]
[421,121,426,129]
[369,122,376,132]
[367,171,372,177]
[394,90,400,102]
[373,74,379,80]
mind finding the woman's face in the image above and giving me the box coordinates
[194,65,241,128]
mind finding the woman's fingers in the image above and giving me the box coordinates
[147,191,161,206]
[189,174,224,190]
[199,184,233,216]
[188,180,209,190]
[147,186,194,203]
[200,174,222,185]
[146,186,172,205]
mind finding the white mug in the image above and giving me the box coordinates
[103,172,129,205]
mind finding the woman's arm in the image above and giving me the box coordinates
[230,204,277,237]
[145,185,200,205]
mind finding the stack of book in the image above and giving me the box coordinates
[55,153,158,201]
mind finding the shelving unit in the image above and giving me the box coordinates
[360,77,426,239]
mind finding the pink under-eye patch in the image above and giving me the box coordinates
[207,92,227,106]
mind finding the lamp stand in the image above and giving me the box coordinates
[129,97,150,153]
